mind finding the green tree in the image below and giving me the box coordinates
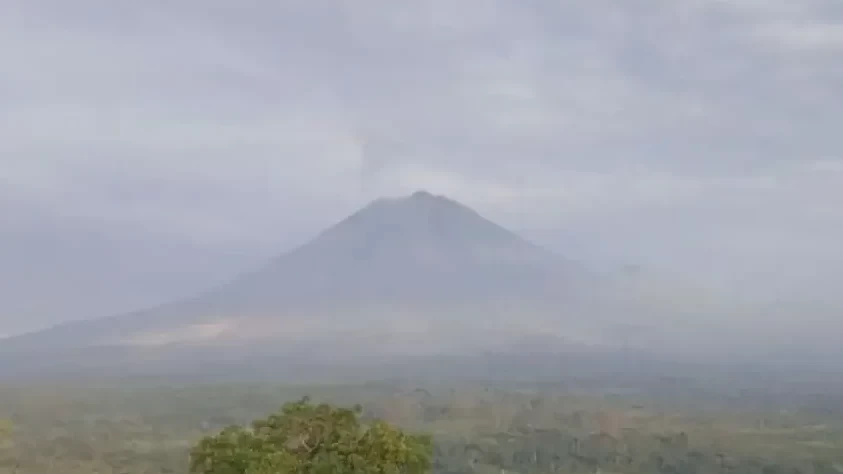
[190,397,432,474]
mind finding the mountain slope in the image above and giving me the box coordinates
[211,190,590,306]
[5,191,608,354]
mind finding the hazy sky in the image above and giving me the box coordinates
[2,0,842,335]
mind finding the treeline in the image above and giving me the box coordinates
[1,382,842,473]
[431,428,838,474]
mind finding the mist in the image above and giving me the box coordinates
[1,0,842,368]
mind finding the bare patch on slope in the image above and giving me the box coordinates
[117,320,236,347]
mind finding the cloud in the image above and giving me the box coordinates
[1,0,842,333]
[752,22,843,51]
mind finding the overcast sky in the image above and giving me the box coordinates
[1,0,842,335]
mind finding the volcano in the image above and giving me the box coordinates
[3,191,615,361]
[1,192,822,379]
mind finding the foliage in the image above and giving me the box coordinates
[189,397,432,474]
[2,380,843,474]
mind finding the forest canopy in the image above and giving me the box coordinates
[190,397,433,474]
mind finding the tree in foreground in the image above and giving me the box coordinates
[190,397,432,474]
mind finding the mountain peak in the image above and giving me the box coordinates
[353,191,476,226]
[288,191,558,275]
[375,190,458,207]
[224,189,576,308]
[410,189,436,200]
[405,190,456,205]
